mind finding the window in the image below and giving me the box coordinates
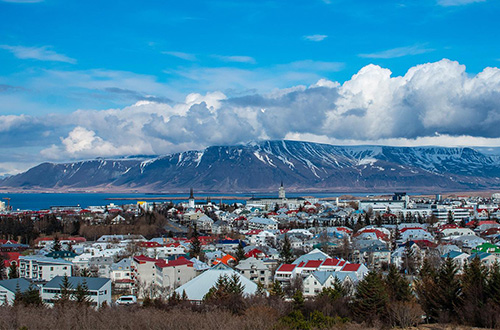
[50,267,54,271]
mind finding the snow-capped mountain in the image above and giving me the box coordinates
[2,140,500,192]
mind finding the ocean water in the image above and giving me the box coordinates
[0,192,382,211]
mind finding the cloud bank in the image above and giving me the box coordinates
[2,59,500,173]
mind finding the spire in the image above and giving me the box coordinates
[281,180,283,187]
[189,188,194,199]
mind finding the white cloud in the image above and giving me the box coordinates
[0,45,76,63]
[213,55,256,64]
[359,45,434,59]
[304,35,328,42]
[437,0,486,6]
[162,51,197,61]
[3,59,500,174]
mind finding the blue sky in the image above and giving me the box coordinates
[1,0,500,174]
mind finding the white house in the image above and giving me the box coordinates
[19,256,72,282]
[174,263,259,301]
[0,278,32,305]
[248,217,278,231]
[154,257,197,291]
[41,276,111,307]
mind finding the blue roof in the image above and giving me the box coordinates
[0,278,31,293]
[469,252,492,260]
[442,250,465,259]
[44,276,110,291]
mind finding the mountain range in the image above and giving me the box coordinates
[2,140,500,193]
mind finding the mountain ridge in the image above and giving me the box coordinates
[2,140,500,193]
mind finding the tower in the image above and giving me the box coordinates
[189,188,195,209]
[279,181,286,199]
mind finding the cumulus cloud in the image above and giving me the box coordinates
[3,59,500,173]
[0,45,76,63]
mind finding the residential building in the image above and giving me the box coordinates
[41,276,111,307]
[19,256,72,282]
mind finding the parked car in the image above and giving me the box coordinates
[116,295,137,305]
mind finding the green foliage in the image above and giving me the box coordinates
[189,225,201,258]
[385,264,412,302]
[74,280,91,305]
[57,274,73,303]
[235,241,246,262]
[203,274,245,301]
[52,235,62,252]
[352,271,388,324]
[8,262,18,279]
[318,277,348,301]
[0,254,6,280]
[14,283,42,307]
[279,308,347,329]
[269,280,285,298]
[279,234,293,264]
[256,280,267,296]
[461,256,489,327]
[487,261,500,306]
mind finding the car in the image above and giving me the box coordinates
[115,295,137,305]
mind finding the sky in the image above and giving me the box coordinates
[1,0,500,175]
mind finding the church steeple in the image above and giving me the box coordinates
[189,188,195,208]
[279,182,286,199]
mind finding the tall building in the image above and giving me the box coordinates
[188,188,195,209]
[279,181,286,199]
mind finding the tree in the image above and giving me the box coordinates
[270,280,285,298]
[0,254,6,280]
[22,284,43,306]
[461,256,488,327]
[279,234,293,264]
[352,271,389,324]
[74,279,91,305]
[190,224,202,258]
[447,211,454,224]
[52,235,62,252]
[435,257,462,322]
[385,264,412,302]
[487,261,500,306]
[57,274,73,303]
[8,262,18,279]
[235,241,246,262]
[403,242,418,276]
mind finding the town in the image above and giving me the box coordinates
[1,185,500,328]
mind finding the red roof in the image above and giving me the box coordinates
[0,239,18,245]
[137,241,162,248]
[342,263,361,272]
[133,255,160,263]
[277,264,297,272]
[245,248,265,258]
[303,260,323,269]
[321,258,341,267]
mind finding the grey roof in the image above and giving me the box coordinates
[235,257,268,271]
[44,276,110,291]
[20,255,73,265]
[249,217,276,225]
[111,257,132,271]
[292,248,330,265]
[175,263,258,301]
[0,278,31,293]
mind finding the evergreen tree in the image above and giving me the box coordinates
[74,279,91,305]
[279,234,293,264]
[52,235,62,252]
[385,264,412,302]
[352,271,388,324]
[8,262,18,279]
[235,241,246,262]
[58,274,73,303]
[461,256,488,326]
[256,281,267,296]
[0,254,6,280]
[270,280,285,298]
[487,261,500,306]
[190,225,202,258]
[415,258,439,322]
[435,258,462,322]
[22,284,42,306]
[447,211,454,224]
